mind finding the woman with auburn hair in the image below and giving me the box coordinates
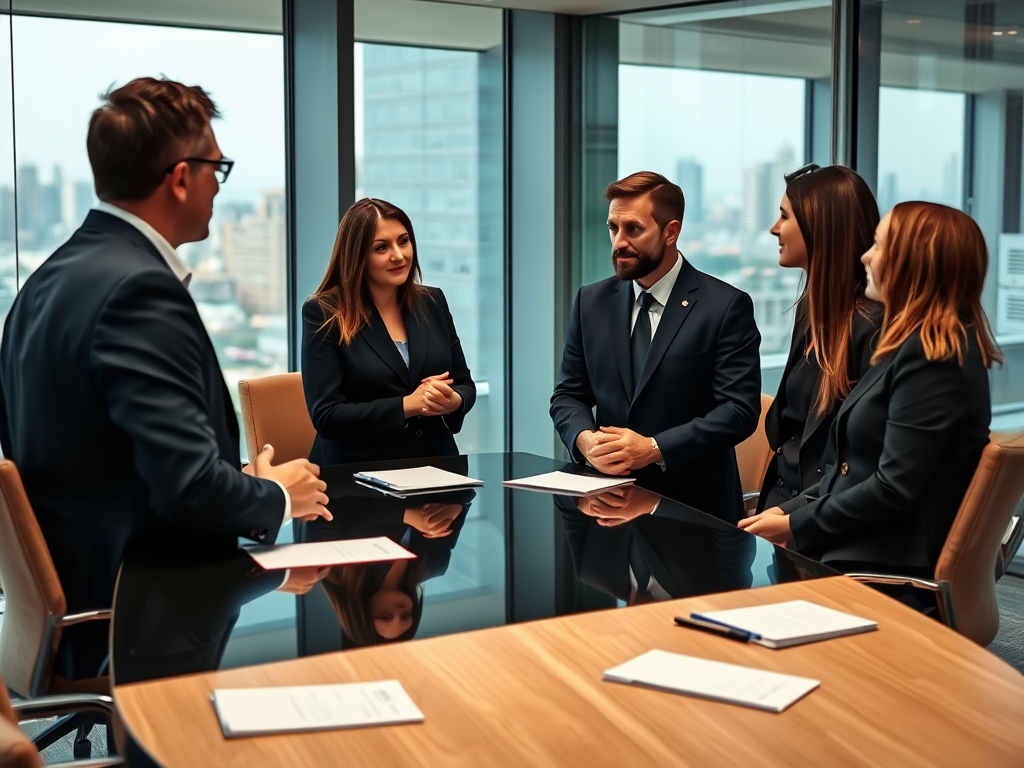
[741,201,1001,585]
[302,198,476,465]
[756,164,882,512]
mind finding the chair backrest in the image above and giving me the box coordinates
[0,460,66,699]
[935,430,1024,646]
[238,372,316,465]
[735,393,775,495]
[0,672,41,768]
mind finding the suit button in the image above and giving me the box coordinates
[776,447,783,455]
[791,490,798,497]
[257,531,266,541]
[816,468,822,475]
[415,428,424,437]
[840,462,849,476]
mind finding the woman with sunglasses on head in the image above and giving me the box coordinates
[741,202,1001,590]
[755,164,882,513]
[302,198,476,465]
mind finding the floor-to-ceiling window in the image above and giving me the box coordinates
[2,11,287,456]
[607,0,833,393]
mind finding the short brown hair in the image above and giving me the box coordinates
[87,77,220,201]
[873,201,1001,368]
[604,171,685,228]
[312,198,429,344]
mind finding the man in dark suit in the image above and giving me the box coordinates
[550,172,761,523]
[0,77,330,678]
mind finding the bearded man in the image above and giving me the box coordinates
[550,171,761,523]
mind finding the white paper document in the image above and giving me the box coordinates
[501,471,636,496]
[353,466,483,494]
[244,537,414,571]
[603,649,818,713]
[692,600,877,649]
[212,680,424,737]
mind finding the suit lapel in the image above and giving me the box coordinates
[359,308,412,386]
[632,258,699,402]
[828,353,893,458]
[405,304,429,382]
[611,280,633,400]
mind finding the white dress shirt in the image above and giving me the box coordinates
[92,202,292,531]
[630,249,683,335]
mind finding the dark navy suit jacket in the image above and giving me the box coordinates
[0,211,284,676]
[301,290,475,466]
[550,257,761,523]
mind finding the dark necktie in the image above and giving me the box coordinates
[631,290,656,392]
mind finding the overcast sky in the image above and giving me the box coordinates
[3,15,285,205]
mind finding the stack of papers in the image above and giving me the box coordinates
[244,537,414,571]
[689,600,877,649]
[212,680,424,737]
[604,649,819,713]
[353,466,482,498]
[501,471,635,496]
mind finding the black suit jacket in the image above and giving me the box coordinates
[550,257,761,522]
[757,301,882,510]
[0,212,285,659]
[779,329,991,575]
[301,290,476,466]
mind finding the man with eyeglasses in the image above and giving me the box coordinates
[0,77,330,680]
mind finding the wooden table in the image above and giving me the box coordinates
[115,576,1024,767]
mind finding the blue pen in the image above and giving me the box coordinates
[689,612,762,641]
[674,615,757,642]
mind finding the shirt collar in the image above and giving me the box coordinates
[94,201,193,287]
[633,250,683,307]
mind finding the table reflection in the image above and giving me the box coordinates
[110,453,839,691]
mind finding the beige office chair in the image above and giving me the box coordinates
[0,459,112,758]
[1,670,120,768]
[735,393,774,515]
[238,372,317,464]
[849,430,1024,647]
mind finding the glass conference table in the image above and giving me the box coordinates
[110,452,837,695]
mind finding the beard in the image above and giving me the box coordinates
[612,243,664,282]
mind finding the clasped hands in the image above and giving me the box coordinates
[576,484,660,527]
[243,443,332,522]
[576,426,661,476]
[404,371,462,418]
[737,506,792,545]
[403,502,463,538]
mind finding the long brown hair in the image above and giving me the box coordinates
[312,198,429,344]
[787,165,880,415]
[872,201,1002,368]
[320,559,426,647]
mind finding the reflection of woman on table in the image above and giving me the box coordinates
[308,489,472,646]
[302,198,476,465]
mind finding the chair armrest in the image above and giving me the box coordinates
[11,693,114,721]
[846,573,956,629]
[997,516,1023,579]
[54,610,112,629]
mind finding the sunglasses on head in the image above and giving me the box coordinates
[784,163,821,184]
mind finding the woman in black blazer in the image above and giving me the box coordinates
[741,202,1001,578]
[302,198,476,465]
[757,165,882,512]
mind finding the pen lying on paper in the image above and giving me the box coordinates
[674,615,758,643]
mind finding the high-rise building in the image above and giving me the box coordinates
[360,44,503,451]
[741,146,794,238]
[676,158,703,223]
[221,189,287,317]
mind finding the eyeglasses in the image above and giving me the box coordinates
[164,157,234,184]
[784,163,821,184]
